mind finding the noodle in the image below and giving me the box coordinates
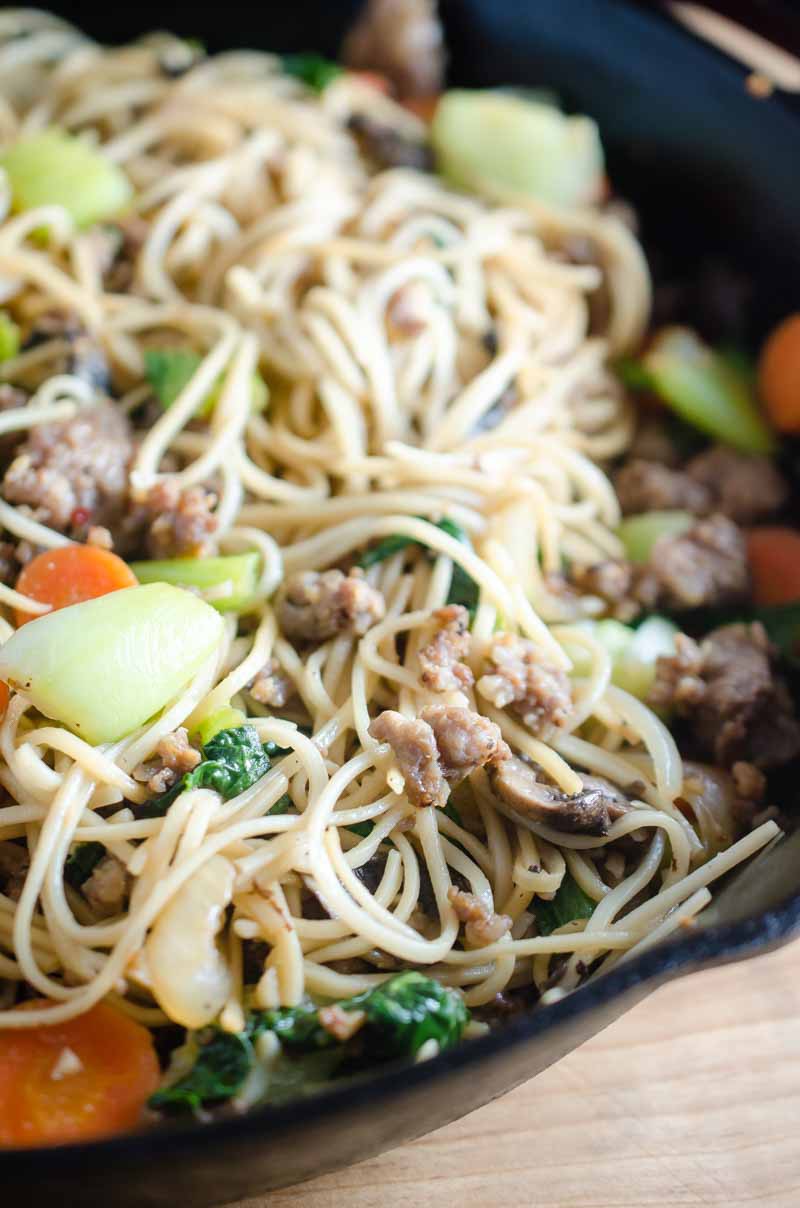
[0,14,784,1120]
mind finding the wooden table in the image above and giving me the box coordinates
[232,940,800,1208]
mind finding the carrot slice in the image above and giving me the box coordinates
[0,681,8,720]
[758,313,800,433]
[0,1000,160,1148]
[401,95,441,123]
[746,527,800,607]
[15,546,138,626]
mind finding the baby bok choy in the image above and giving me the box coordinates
[0,129,132,228]
[0,583,223,745]
[150,972,470,1115]
[130,551,261,613]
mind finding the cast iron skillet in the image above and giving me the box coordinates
[5,3,800,1204]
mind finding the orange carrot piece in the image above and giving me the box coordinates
[15,545,138,626]
[0,682,8,720]
[746,527,800,607]
[0,1001,160,1148]
[758,313,800,433]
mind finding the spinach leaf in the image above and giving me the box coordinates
[358,517,479,617]
[281,53,343,92]
[149,1029,254,1113]
[140,724,273,817]
[268,793,295,816]
[64,842,105,890]
[535,873,596,937]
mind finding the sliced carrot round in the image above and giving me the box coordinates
[0,1000,160,1148]
[15,546,138,626]
[758,313,800,433]
[746,527,800,607]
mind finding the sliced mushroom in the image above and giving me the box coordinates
[146,854,235,1028]
[489,756,629,836]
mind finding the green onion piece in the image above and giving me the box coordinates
[618,510,693,565]
[627,326,775,454]
[0,312,20,362]
[1,129,132,228]
[130,552,261,613]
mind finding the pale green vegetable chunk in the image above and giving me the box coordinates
[618,510,693,565]
[196,706,247,746]
[614,616,679,701]
[0,583,223,744]
[1,129,132,229]
[130,553,260,613]
[431,90,604,207]
[567,616,678,702]
[630,327,774,454]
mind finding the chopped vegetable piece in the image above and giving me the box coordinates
[0,312,20,361]
[144,348,268,418]
[15,546,139,626]
[746,528,800,607]
[144,724,273,815]
[614,616,679,701]
[358,517,480,617]
[758,313,800,433]
[627,327,775,453]
[195,706,247,746]
[64,842,105,890]
[281,53,343,92]
[0,583,224,745]
[753,602,800,665]
[0,682,8,721]
[536,873,596,936]
[431,90,604,207]
[268,793,294,816]
[130,552,260,613]
[0,1001,159,1147]
[149,1029,254,1113]
[618,510,693,565]
[1,130,132,229]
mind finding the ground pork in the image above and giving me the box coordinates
[615,448,787,524]
[614,458,712,516]
[248,658,295,708]
[142,480,218,559]
[477,633,572,733]
[341,0,445,97]
[490,757,628,836]
[650,623,800,769]
[685,445,788,524]
[0,840,28,901]
[634,514,749,611]
[447,886,512,947]
[2,401,133,537]
[278,568,385,642]
[81,853,130,918]
[133,727,201,796]
[569,559,639,621]
[369,704,508,808]
[418,605,474,693]
[627,416,682,468]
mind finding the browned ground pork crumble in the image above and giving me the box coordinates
[477,633,572,734]
[133,727,201,796]
[278,568,386,641]
[418,604,474,692]
[615,447,787,524]
[447,886,512,946]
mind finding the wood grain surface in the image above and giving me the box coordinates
[232,940,800,1208]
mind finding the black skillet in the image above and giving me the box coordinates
[5,3,800,1204]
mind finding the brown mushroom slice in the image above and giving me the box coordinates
[489,756,629,836]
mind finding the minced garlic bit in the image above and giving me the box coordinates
[50,1045,83,1081]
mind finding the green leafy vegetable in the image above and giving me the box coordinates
[0,129,132,228]
[536,873,596,936]
[144,348,268,418]
[268,793,295,816]
[431,90,604,208]
[130,552,261,613]
[281,53,343,92]
[149,1029,254,1113]
[0,312,20,362]
[150,973,469,1115]
[64,842,105,890]
[619,326,774,454]
[358,517,479,617]
[142,724,273,816]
